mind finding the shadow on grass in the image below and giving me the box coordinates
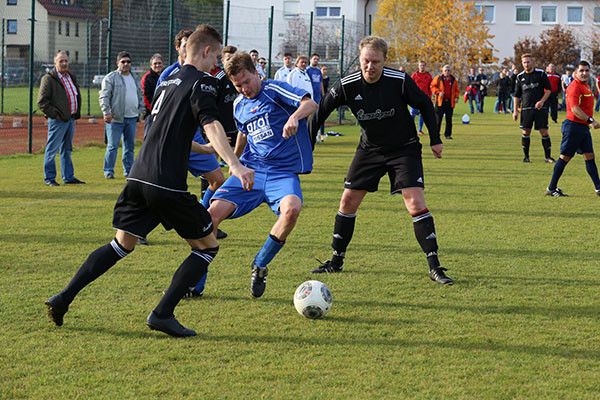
[0,190,117,201]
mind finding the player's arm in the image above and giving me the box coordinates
[536,74,552,109]
[308,81,344,147]
[190,141,214,154]
[233,132,247,158]
[404,76,441,152]
[283,95,318,139]
[570,104,600,129]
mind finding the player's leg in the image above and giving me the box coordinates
[547,120,574,196]
[583,153,600,195]
[402,188,453,285]
[147,190,219,337]
[536,107,554,163]
[201,167,226,208]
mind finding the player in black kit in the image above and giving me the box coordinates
[513,54,555,163]
[309,36,453,285]
[44,26,254,337]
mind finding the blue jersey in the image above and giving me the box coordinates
[156,62,181,90]
[234,80,313,174]
[306,66,322,103]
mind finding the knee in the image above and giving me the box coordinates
[280,204,301,223]
[339,195,360,214]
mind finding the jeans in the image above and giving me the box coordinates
[103,117,137,177]
[507,93,514,112]
[44,118,75,183]
[468,92,481,113]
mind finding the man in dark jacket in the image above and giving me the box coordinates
[141,53,164,138]
[37,51,84,186]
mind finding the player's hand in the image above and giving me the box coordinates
[534,100,544,110]
[591,120,600,129]
[283,116,299,139]
[431,143,443,159]
[104,114,113,123]
[229,163,255,191]
[512,111,519,121]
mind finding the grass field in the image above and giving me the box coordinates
[1,86,102,116]
[1,104,599,399]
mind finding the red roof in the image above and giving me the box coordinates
[38,0,96,20]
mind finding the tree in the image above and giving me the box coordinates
[506,25,581,70]
[373,0,496,77]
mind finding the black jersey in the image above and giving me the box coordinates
[309,67,440,153]
[514,69,551,109]
[214,68,238,135]
[128,64,220,191]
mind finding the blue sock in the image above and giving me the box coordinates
[202,188,215,209]
[193,270,208,293]
[418,116,424,132]
[254,234,285,268]
[585,159,600,190]
[548,158,568,190]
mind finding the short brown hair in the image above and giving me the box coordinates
[521,53,532,60]
[175,29,193,48]
[222,45,237,56]
[359,36,388,58]
[186,24,222,56]
[295,55,308,66]
[224,52,256,77]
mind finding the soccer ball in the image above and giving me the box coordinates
[293,280,332,319]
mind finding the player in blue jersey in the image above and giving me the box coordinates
[208,51,317,298]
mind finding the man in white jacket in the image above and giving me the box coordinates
[286,55,313,99]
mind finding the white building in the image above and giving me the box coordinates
[465,1,599,63]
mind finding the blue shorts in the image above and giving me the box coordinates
[560,119,594,157]
[211,171,302,218]
[188,129,220,177]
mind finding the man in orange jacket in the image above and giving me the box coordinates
[431,65,460,139]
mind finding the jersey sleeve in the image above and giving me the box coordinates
[514,77,522,98]
[307,79,346,148]
[191,76,220,127]
[267,80,308,108]
[541,72,552,91]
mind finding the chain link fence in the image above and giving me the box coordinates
[1,0,368,155]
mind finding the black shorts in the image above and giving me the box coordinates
[344,143,424,194]
[112,180,213,240]
[520,108,548,130]
[226,130,238,148]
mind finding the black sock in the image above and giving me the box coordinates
[200,175,209,198]
[522,135,530,158]
[60,239,132,305]
[585,159,600,189]
[412,209,440,270]
[331,211,356,267]
[542,136,552,158]
[153,247,218,319]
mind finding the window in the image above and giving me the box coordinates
[283,1,299,18]
[474,4,495,23]
[66,21,70,36]
[7,19,17,34]
[75,22,79,37]
[515,5,531,23]
[58,20,62,35]
[541,6,556,23]
[75,51,79,63]
[567,6,583,24]
[594,7,600,24]
[316,2,341,18]
[7,0,18,5]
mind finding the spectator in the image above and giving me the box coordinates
[466,67,481,113]
[410,60,433,135]
[494,70,510,114]
[508,64,518,112]
[286,55,313,99]
[596,70,600,113]
[37,51,85,186]
[99,51,144,179]
[141,53,164,138]
[431,64,460,139]
[249,49,266,79]
[476,67,488,112]
[561,66,574,110]
[274,52,293,82]
[307,53,324,104]
[545,63,561,123]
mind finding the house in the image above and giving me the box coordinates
[2,0,95,67]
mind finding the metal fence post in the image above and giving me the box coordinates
[168,0,174,65]
[369,15,372,35]
[106,0,113,74]
[28,0,36,154]
[267,6,273,79]
[308,11,313,57]
[224,0,230,46]
[1,19,5,114]
[86,19,90,116]
[337,15,345,126]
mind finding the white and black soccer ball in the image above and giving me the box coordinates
[293,280,332,319]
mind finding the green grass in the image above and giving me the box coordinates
[1,104,600,399]
[0,86,102,116]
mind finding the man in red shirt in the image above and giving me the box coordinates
[546,60,600,197]
[410,61,433,135]
[545,63,561,123]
